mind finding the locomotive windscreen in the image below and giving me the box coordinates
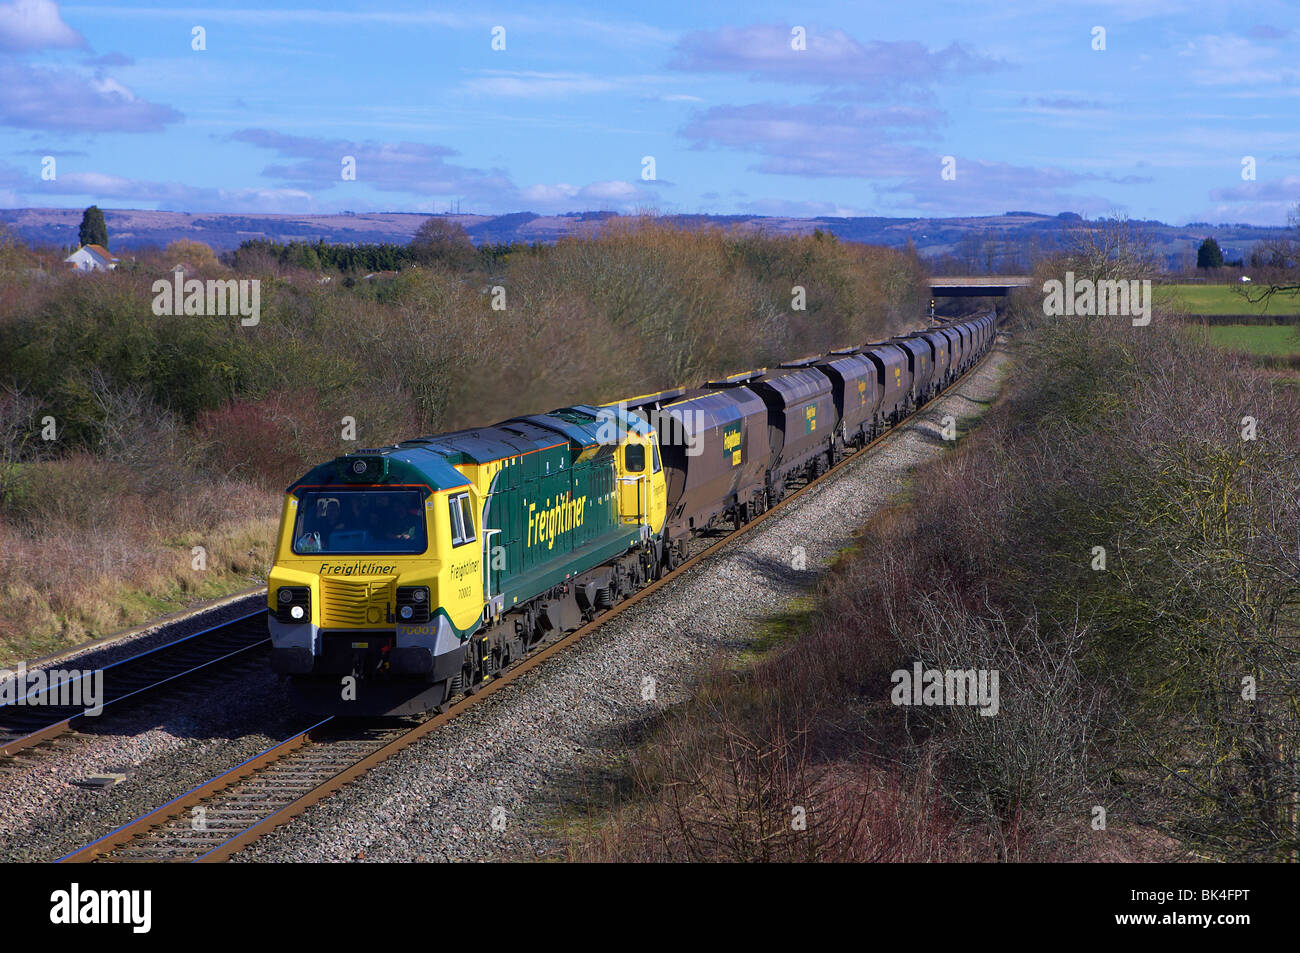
[291,489,427,555]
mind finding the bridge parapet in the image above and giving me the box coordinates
[929,275,1032,297]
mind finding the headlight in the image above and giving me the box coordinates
[274,586,310,624]
[395,586,431,624]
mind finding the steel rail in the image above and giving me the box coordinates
[1,611,269,758]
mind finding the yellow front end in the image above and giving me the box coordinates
[266,485,485,689]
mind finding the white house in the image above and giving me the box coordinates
[65,244,118,272]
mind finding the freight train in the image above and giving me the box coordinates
[268,311,997,715]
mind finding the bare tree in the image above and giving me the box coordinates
[409,216,476,268]
[1243,202,1300,309]
[1063,215,1162,282]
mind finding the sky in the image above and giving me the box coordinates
[1,0,1298,225]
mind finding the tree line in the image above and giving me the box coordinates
[224,218,537,274]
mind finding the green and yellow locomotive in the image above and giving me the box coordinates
[268,405,667,715]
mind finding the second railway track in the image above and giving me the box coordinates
[0,612,270,760]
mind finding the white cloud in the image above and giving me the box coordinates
[518,179,647,207]
[577,180,641,200]
[89,75,137,100]
[459,70,700,100]
[670,24,1002,92]
[1180,33,1298,86]
[461,71,620,98]
[739,197,869,217]
[1209,175,1300,204]
[0,0,85,51]
[0,60,182,132]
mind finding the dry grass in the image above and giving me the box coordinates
[0,451,279,663]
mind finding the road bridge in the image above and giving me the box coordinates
[929,275,1032,297]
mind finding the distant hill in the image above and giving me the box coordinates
[0,206,1287,270]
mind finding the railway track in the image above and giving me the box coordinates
[58,342,1000,864]
[0,612,270,759]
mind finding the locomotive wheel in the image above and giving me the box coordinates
[433,673,461,711]
[462,645,483,694]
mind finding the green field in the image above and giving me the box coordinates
[1157,283,1300,316]
[1205,324,1300,357]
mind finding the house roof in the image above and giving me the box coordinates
[65,244,118,263]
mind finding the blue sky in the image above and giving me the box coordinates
[1,0,1298,224]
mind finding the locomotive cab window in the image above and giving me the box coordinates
[651,441,662,474]
[625,443,646,473]
[450,492,476,547]
[291,489,426,555]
